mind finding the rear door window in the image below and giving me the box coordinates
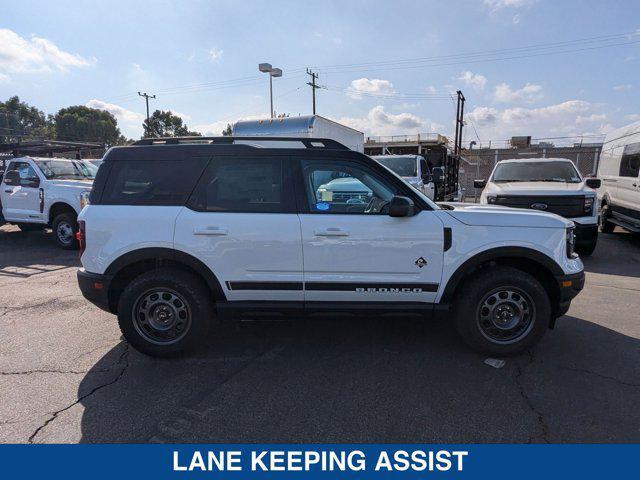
[187,156,295,213]
[100,158,207,205]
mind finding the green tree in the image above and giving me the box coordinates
[54,105,121,145]
[143,110,201,138]
[221,123,233,136]
[0,96,55,142]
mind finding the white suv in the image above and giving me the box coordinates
[0,156,96,248]
[77,137,584,357]
[475,158,601,255]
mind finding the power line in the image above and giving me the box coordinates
[97,31,639,104]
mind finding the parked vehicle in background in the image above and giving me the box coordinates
[372,154,435,200]
[233,114,365,152]
[77,136,583,358]
[597,121,640,234]
[475,158,600,255]
[0,156,96,248]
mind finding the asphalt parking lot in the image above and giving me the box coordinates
[0,224,639,444]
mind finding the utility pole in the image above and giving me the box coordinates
[138,91,156,137]
[453,90,465,156]
[306,69,320,115]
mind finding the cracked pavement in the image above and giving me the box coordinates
[0,224,639,443]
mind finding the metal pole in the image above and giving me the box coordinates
[307,69,319,115]
[269,75,274,119]
[138,92,156,136]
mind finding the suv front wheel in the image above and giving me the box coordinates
[454,266,551,356]
[117,268,213,357]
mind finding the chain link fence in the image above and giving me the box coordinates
[459,145,602,202]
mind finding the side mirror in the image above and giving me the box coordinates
[432,168,444,184]
[389,195,415,217]
[474,179,487,189]
[585,178,601,189]
[421,172,432,183]
[3,170,20,186]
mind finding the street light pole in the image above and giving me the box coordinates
[259,63,283,119]
[269,74,273,119]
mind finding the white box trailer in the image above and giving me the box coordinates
[233,115,364,152]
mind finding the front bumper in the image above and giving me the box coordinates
[77,269,113,313]
[554,270,585,317]
[573,222,598,246]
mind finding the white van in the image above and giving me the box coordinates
[597,121,640,234]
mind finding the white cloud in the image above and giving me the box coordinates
[576,113,607,124]
[86,99,143,123]
[347,78,396,99]
[208,47,223,61]
[0,73,10,83]
[457,71,487,90]
[193,114,264,136]
[613,84,632,91]
[493,82,543,103]
[338,105,442,136]
[484,0,535,9]
[0,28,94,77]
[625,113,640,122]
[426,85,438,94]
[466,100,610,140]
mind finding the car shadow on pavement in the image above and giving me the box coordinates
[582,230,640,278]
[0,226,79,279]
[76,314,640,443]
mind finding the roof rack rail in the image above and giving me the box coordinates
[131,136,349,150]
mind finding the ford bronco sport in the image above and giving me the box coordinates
[77,137,584,357]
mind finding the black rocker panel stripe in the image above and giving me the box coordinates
[225,281,439,292]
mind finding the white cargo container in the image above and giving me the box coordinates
[233,115,364,152]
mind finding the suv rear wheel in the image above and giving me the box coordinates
[454,266,550,356]
[117,268,213,357]
[52,212,79,249]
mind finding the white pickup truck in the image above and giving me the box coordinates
[475,158,601,255]
[0,156,96,248]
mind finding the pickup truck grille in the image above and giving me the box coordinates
[493,195,585,217]
[332,192,371,203]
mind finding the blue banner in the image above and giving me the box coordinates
[0,444,637,479]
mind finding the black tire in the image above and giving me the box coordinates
[117,268,213,357]
[52,212,79,249]
[454,266,551,356]
[576,236,597,256]
[16,223,43,232]
[599,203,615,233]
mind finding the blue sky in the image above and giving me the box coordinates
[1,0,639,145]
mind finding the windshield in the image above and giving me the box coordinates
[35,160,98,180]
[375,156,418,177]
[491,161,581,183]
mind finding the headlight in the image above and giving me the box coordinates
[486,195,497,204]
[80,191,91,210]
[566,226,577,258]
[584,196,594,214]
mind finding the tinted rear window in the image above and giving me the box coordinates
[187,156,294,213]
[98,158,207,206]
